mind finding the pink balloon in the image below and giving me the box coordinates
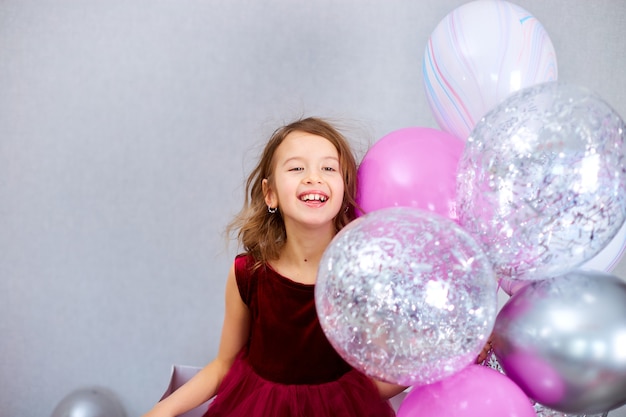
[397,365,536,417]
[356,127,464,220]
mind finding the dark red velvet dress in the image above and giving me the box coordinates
[203,254,395,417]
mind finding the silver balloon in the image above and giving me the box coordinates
[457,82,626,281]
[315,207,498,386]
[493,270,626,414]
[483,352,608,417]
[51,387,126,417]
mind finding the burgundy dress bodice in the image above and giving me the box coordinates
[234,253,352,384]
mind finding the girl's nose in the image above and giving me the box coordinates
[305,172,323,184]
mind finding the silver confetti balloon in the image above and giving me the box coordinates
[493,270,626,414]
[534,404,608,417]
[315,207,498,386]
[51,386,126,417]
[457,82,626,281]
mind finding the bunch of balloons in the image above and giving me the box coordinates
[314,1,626,416]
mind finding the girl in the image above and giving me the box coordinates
[142,117,405,417]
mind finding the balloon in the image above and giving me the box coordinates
[483,353,609,417]
[423,0,558,141]
[498,277,530,296]
[356,127,464,220]
[51,387,126,417]
[582,219,626,272]
[493,270,626,414]
[457,82,626,281]
[315,207,498,386]
[533,404,608,417]
[397,365,536,417]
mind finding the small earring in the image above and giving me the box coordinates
[268,206,277,214]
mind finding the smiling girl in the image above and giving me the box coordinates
[142,117,403,417]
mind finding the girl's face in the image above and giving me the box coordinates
[263,131,345,230]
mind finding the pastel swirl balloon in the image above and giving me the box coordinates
[423,0,558,141]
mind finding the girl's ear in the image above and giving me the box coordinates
[262,178,277,208]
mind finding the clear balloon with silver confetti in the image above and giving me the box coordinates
[315,207,498,386]
[457,82,626,281]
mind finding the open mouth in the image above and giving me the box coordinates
[300,193,328,203]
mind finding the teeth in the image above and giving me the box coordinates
[302,194,327,202]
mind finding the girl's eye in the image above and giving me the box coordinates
[289,167,304,172]
[323,166,337,172]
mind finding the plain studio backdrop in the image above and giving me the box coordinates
[1,1,625,416]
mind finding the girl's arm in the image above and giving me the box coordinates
[142,263,251,417]
[372,379,409,400]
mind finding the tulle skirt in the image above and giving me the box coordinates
[202,351,395,417]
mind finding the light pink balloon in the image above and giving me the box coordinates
[397,365,536,417]
[356,127,464,220]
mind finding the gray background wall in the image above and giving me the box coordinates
[1,1,625,416]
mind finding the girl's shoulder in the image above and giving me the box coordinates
[234,252,255,270]
[234,253,259,305]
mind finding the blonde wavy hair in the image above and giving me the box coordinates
[227,117,359,270]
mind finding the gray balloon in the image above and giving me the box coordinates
[493,270,626,415]
[484,352,608,417]
[51,387,126,417]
